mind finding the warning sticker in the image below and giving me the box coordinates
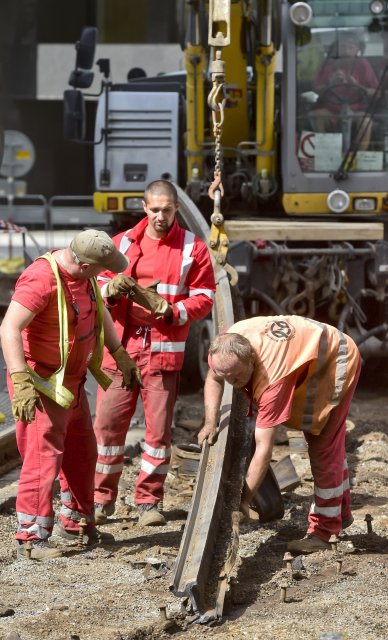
[297,131,343,171]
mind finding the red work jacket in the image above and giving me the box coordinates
[99,217,215,371]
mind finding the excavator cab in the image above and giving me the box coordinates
[282,0,388,215]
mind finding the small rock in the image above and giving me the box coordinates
[5,633,22,640]
[0,605,15,617]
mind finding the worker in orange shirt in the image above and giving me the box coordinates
[198,315,361,554]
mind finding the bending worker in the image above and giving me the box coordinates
[93,179,215,527]
[0,230,142,560]
[198,315,361,554]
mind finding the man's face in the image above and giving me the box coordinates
[143,192,178,238]
[338,38,359,58]
[211,353,255,389]
[73,263,105,280]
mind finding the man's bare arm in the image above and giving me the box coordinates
[240,426,278,518]
[197,367,225,446]
[0,301,36,373]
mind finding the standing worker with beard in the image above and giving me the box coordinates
[94,180,216,526]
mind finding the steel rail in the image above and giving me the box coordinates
[171,187,246,620]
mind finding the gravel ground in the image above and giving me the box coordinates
[0,370,387,640]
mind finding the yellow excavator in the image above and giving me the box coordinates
[64,0,388,367]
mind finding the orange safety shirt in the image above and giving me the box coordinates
[227,316,360,435]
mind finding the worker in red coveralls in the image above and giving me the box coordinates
[0,230,142,560]
[93,180,216,527]
[198,316,361,554]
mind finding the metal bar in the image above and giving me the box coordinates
[171,186,243,619]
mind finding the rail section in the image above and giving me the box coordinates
[171,186,246,620]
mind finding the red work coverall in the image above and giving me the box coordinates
[94,217,215,507]
[9,256,99,541]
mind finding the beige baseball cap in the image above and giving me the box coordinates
[71,229,129,273]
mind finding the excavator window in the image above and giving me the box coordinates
[294,17,388,174]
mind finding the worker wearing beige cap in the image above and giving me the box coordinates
[0,229,142,560]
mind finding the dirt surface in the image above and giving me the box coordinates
[0,370,388,640]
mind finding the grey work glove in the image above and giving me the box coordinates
[111,345,143,391]
[10,371,43,423]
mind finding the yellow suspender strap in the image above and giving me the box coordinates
[27,253,74,408]
[28,253,112,405]
[87,279,112,392]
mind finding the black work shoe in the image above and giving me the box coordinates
[342,515,354,529]
[53,522,115,545]
[94,502,115,525]
[17,540,62,560]
[137,504,166,526]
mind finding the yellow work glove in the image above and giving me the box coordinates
[111,345,143,391]
[10,372,43,423]
[126,279,172,319]
[105,274,137,300]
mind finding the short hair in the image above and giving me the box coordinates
[144,180,178,205]
[209,332,253,364]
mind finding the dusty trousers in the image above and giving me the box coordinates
[305,361,361,541]
[11,376,97,541]
[94,339,179,507]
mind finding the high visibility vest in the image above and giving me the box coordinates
[228,316,360,435]
[27,252,112,408]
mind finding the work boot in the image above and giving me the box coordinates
[94,502,115,525]
[17,540,62,560]
[342,515,354,529]
[137,504,166,527]
[53,522,115,545]
[287,534,331,554]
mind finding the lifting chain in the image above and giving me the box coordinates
[207,49,229,268]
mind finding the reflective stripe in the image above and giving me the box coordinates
[305,318,349,407]
[17,523,51,539]
[151,341,186,353]
[179,231,195,289]
[17,512,54,527]
[97,444,125,456]
[61,491,72,503]
[60,505,94,522]
[310,503,341,517]
[158,283,188,296]
[140,460,170,476]
[176,301,188,326]
[156,285,214,300]
[143,442,171,459]
[343,477,350,491]
[95,462,124,474]
[189,288,215,300]
[332,329,348,404]
[100,282,110,298]
[119,234,132,254]
[314,480,347,499]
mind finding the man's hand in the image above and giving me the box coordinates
[10,371,42,423]
[239,501,261,524]
[197,423,217,447]
[105,275,136,300]
[110,345,143,391]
